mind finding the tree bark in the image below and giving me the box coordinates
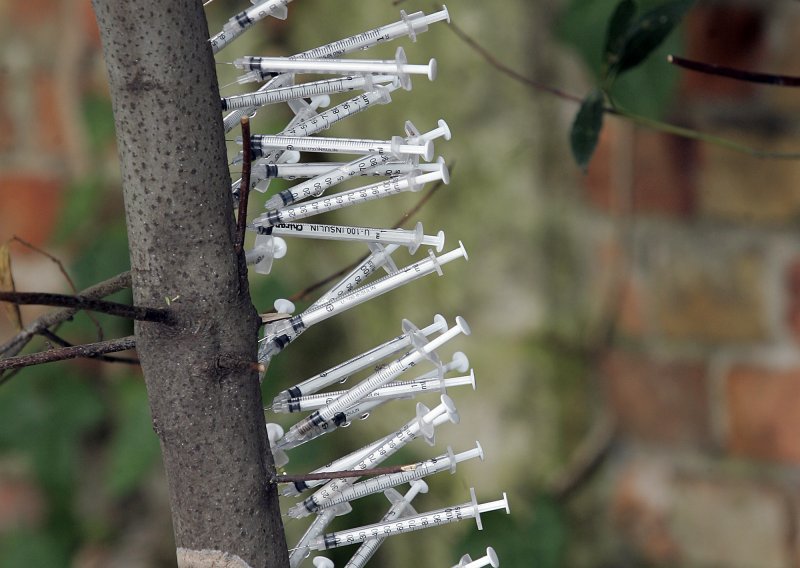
[91,2,288,566]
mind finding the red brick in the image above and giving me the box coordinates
[583,120,698,218]
[602,351,711,447]
[786,259,800,344]
[727,365,800,464]
[681,6,767,100]
[611,460,679,564]
[7,0,60,28]
[0,174,63,247]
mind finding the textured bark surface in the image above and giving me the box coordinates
[91,2,288,566]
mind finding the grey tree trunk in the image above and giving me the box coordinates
[91,1,288,566]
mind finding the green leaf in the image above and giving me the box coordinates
[615,0,694,74]
[569,89,605,171]
[603,0,638,78]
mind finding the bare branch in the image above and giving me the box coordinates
[11,235,106,341]
[0,291,173,324]
[235,116,252,254]
[0,271,131,358]
[668,54,800,87]
[0,336,136,374]
[37,328,140,365]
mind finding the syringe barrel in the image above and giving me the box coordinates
[316,244,402,305]
[282,328,412,399]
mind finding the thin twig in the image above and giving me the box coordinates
[11,236,105,341]
[0,271,132,358]
[0,336,136,374]
[272,463,418,484]
[37,328,139,365]
[447,19,584,104]
[235,116,252,254]
[448,16,800,159]
[668,54,800,87]
[0,291,173,324]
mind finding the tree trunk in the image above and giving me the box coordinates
[91,1,288,566]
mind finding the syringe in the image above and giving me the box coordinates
[274,370,475,414]
[299,397,459,509]
[273,320,469,450]
[253,164,448,228]
[244,134,433,161]
[221,74,394,112]
[452,548,500,568]
[220,6,450,131]
[258,243,467,361]
[209,0,291,54]
[258,221,445,254]
[311,243,401,307]
[245,233,287,275]
[289,502,351,568]
[343,481,428,568]
[251,159,441,182]
[266,144,447,210]
[301,489,510,551]
[271,315,447,406]
[289,442,484,518]
[234,47,437,89]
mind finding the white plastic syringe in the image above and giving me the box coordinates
[246,133,433,161]
[221,74,394,112]
[245,233,287,275]
[254,164,448,229]
[342,481,428,568]
[301,489,510,551]
[266,142,447,210]
[209,0,291,54]
[275,369,474,414]
[289,502,351,568]
[240,87,396,171]
[251,159,441,182]
[274,320,468,450]
[220,6,450,131]
[289,442,484,519]
[234,46,437,89]
[299,397,459,509]
[280,396,456,497]
[271,315,447,405]
[311,243,401,308]
[453,548,500,568]
[258,221,444,254]
[257,243,467,361]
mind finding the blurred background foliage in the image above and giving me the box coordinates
[0,1,687,567]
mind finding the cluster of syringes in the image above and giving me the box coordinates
[210,2,508,566]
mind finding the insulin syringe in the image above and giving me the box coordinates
[289,442,484,518]
[311,243,401,307]
[293,397,459,505]
[271,315,447,405]
[274,369,474,414]
[342,481,428,568]
[221,74,394,112]
[252,159,440,182]
[254,165,448,229]
[301,489,510,552]
[244,133,432,161]
[258,243,467,361]
[257,221,444,254]
[274,320,468,450]
[220,6,450,130]
[209,0,291,54]
[234,46,436,88]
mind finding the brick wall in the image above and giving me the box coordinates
[584,2,800,566]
